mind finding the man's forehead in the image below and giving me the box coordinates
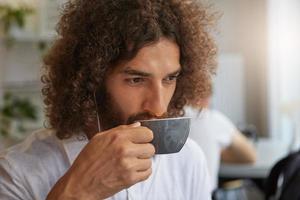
[109,38,181,75]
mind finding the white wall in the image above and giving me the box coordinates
[268,0,300,145]
[211,0,269,136]
[1,43,42,83]
[212,54,246,126]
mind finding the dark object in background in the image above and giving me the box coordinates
[212,180,264,200]
[238,124,258,143]
[212,180,248,200]
[265,149,300,200]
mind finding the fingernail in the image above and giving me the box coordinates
[130,122,141,127]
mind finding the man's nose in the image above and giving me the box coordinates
[143,85,167,117]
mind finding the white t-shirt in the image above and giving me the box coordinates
[185,107,237,189]
[0,128,212,200]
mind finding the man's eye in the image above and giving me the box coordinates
[125,77,145,85]
[164,75,178,83]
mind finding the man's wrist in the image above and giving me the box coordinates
[46,173,104,200]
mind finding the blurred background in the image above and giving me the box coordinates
[0,0,299,152]
[0,0,300,199]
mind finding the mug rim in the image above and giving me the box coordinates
[138,116,191,122]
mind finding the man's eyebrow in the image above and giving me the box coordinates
[167,69,181,76]
[121,67,182,77]
[121,68,152,77]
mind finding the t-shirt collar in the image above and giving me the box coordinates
[62,132,89,164]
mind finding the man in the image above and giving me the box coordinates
[185,93,257,189]
[0,0,217,199]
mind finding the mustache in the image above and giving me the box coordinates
[126,112,169,124]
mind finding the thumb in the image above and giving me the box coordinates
[128,122,141,128]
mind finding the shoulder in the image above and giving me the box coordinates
[0,129,67,185]
[0,129,62,165]
[0,129,68,199]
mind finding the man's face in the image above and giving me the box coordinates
[99,38,181,130]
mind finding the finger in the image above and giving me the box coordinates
[122,167,152,187]
[126,127,154,144]
[96,125,153,144]
[94,123,141,139]
[101,122,140,133]
[134,143,155,159]
[128,122,141,128]
[117,142,155,159]
[135,158,152,172]
[122,157,152,172]
[135,167,152,183]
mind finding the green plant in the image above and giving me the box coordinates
[0,0,36,35]
[0,92,38,138]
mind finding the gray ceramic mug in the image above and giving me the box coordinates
[139,117,191,154]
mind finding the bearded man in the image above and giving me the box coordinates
[0,0,217,199]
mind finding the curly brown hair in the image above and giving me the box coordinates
[42,0,217,139]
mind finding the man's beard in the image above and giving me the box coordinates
[95,90,169,131]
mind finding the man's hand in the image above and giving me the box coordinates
[47,122,155,200]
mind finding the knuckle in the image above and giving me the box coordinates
[110,132,127,146]
[123,172,136,185]
[127,173,136,184]
[110,131,122,142]
[115,145,129,157]
[119,158,131,170]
